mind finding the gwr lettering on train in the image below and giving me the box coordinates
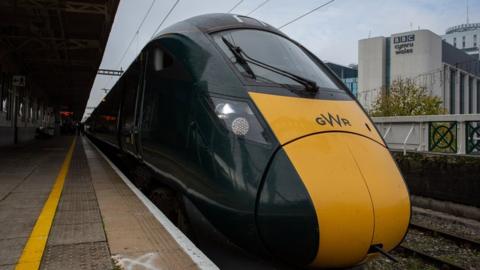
[315,113,351,127]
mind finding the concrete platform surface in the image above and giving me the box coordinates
[0,136,216,270]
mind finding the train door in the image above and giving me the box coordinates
[139,42,191,164]
[119,53,145,156]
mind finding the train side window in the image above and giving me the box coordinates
[152,48,173,71]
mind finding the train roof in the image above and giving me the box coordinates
[153,13,285,39]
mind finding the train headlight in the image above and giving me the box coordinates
[231,117,249,136]
[212,98,268,144]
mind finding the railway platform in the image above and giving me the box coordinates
[0,136,216,270]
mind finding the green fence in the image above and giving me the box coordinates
[428,122,457,153]
[466,121,480,154]
[374,115,480,155]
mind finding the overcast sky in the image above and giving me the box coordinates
[83,0,480,120]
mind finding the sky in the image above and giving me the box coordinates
[82,0,480,120]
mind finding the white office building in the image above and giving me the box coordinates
[358,28,480,114]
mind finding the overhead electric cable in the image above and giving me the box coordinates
[279,0,335,29]
[97,0,157,106]
[228,0,244,13]
[246,0,270,16]
[117,0,157,69]
[150,0,180,39]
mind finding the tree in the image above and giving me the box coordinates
[370,78,446,116]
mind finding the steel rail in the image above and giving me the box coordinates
[397,245,466,270]
[409,222,480,250]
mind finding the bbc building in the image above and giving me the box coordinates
[358,25,480,114]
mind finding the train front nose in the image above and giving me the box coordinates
[256,132,410,268]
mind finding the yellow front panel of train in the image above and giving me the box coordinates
[248,92,384,146]
[346,137,410,251]
[283,133,374,267]
[281,133,410,268]
[250,92,410,268]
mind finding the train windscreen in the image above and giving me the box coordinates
[212,29,342,93]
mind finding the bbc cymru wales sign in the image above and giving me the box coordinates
[393,34,415,55]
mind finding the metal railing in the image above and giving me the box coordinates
[372,114,480,155]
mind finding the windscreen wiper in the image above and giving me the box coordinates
[221,37,256,79]
[222,36,319,93]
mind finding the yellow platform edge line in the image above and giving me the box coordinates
[15,137,77,270]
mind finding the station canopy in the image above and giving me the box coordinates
[0,0,119,120]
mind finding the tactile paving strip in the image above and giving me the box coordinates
[47,223,106,246]
[57,198,99,212]
[60,191,97,202]
[53,210,102,225]
[62,185,95,194]
[40,140,112,269]
[41,242,112,270]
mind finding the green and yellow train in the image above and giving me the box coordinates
[87,13,410,268]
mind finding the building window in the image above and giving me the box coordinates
[462,36,466,48]
[385,37,391,89]
[453,37,457,47]
[477,80,480,113]
[450,70,456,113]
[459,73,465,114]
[474,34,478,47]
[468,77,473,113]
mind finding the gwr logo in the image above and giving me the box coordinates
[315,113,351,127]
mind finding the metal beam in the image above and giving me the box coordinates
[0,36,100,50]
[11,0,107,14]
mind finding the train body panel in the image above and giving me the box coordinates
[86,13,410,269]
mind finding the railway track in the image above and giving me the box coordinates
[391,222,480,270]
[397,244,466,270]
[409,222,480,250]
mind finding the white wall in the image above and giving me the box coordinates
[390,30,444,98]
[358,36,386,111]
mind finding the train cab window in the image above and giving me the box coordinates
[153,48,173,71]
[212,29,344,96]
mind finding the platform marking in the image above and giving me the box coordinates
[15,137,77,270]
[85,137,219,270]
